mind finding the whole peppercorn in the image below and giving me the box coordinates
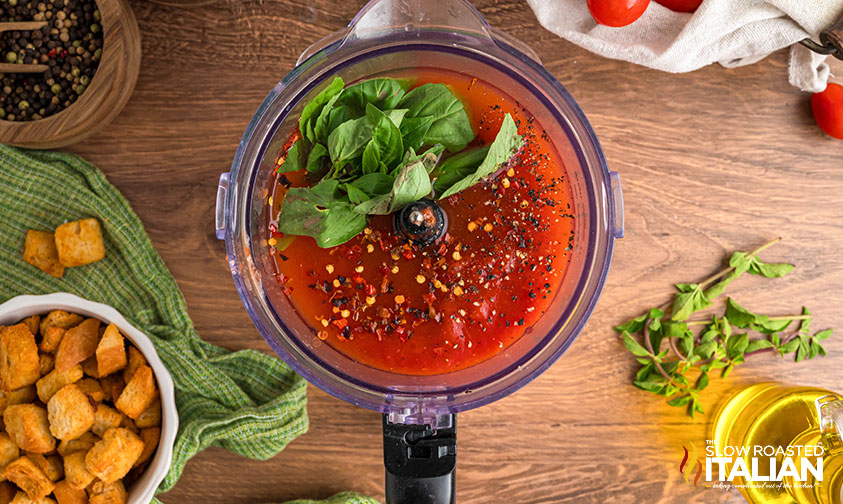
[5,52,16,63]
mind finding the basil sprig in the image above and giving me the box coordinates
[276,76,524,247]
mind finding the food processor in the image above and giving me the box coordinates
[215,0,624,501]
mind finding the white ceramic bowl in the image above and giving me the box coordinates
[0,293,178,504]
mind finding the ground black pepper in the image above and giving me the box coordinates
[0,0,103,121]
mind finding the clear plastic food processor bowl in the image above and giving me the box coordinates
[216,0,624,426]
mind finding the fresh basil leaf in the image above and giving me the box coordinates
[400,116,435,151]
[796,337,809,362]
[327,116,373,167]
[327,105,355,134]
[432,146,489,195]
[306,143,328,173]
[694,341,717,359]
[383,109,408,128]
[704,271,738,299]
[366,103,404,169]
[633,380,666,394]
[668,395,691,407]
[337,78,410,115]
[696,373,709,391]
[729,252,753,276]
[277,180,368,248]
[300,77,344,142]
[361,141,380,175]
[438,113,523,199]
[313,92,342,143]
[622,332,650,357]
[399,83,475,151]
[350,173,395,196]
[799,307,812,334]
[675,283,697,293]
[344,184,370,205]
[636,362,654,381]
[354,156,433,215]
[277,139,305,174]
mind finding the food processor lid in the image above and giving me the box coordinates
[218,0,624,425]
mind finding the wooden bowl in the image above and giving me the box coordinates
[0,0,141,149]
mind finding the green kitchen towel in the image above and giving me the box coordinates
[0,145,378,504]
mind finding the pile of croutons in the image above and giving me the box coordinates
[22,218,107,279]
[0,310,161,504]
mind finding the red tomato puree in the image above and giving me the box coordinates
[267,68,576,375]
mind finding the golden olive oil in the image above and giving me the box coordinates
[711,383,843,504]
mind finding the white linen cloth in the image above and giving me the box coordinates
[525,0,843,92]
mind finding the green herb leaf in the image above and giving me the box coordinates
[343,184,370,205]
[814,329,833,341]
[745,339,774,353]
[438,113,523,199]
[276,139,306,174]
[398,83,475,151]
[349,173,394,196]
[750,260,795,278]
[796,337,810,362]
[780,338,800,354]
[668,395,691,407]
[696,373,709,391]
[400,116,435,152]
[300,77,344,142]
[336,78,410,115]
[313,93,342,143]
[327,116,373,168]
[726,333,749,359]
[622,332,650,357]
[277,180,368,248]
[671,284,711,321]
[306,143,328,173]
[365,103,404,170]
[354,155,433,215]
[431,146,489,196]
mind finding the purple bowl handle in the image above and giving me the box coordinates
[215,172,230,241]
[609,171,624,239]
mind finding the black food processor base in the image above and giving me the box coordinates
[383,414,457,504]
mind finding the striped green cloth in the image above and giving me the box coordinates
[0,145,378,504]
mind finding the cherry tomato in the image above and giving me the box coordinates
[655,0,703,12]
[587,0,651,27]
[812,83,843,140]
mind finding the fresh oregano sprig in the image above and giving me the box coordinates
[615,238,834,418]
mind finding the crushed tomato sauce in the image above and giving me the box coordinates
[267,68,576,375]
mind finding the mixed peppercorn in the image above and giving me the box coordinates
[1,0,103,121]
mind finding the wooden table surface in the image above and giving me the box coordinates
[63,0,843,502]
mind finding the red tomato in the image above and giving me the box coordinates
[655,0,703,12]
[812,83,843,140]
[587,0,651,27]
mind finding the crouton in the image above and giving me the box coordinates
[22,231,65,279]
[84,428,143,483]
[36,366,83,404]
[38,328,65,356]
[55,320,100,374]
[24,455,62,482]
[121,348,146,383]
[87,480,125,504]
[21,317,40,339]
[94,326,125,379]
[38,313,83,340]
[96,378,120,405]
[0,482,14,504]
[3,405,55,453]
[56,433,97,458]
[134,398,161,429]
[38,355,54,377]
[2,456,55,500]
[0,325,41,390]
[9,490,57,504]
[52,480,87,504]
[0,387,37,415]
[134,427,160,468]
[54,219,105,268]
[74,380,104,404]
[90,405,122,438]
[61,452,93,491]
[0,434,19,482]
[79,358,98,380]
[114,366,156,421]
[47,385,96,441]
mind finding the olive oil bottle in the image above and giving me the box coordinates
[711,383,843,504]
